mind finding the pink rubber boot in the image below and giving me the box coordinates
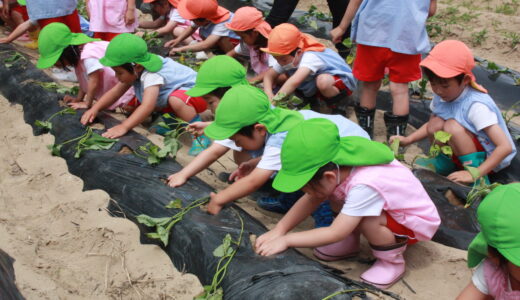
[313,231,360,261]
[360,237,408,289]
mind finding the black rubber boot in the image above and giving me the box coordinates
[354,104,376,138]
[325,90,348,116]
[383,112,409,140]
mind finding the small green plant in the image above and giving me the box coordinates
[3,52,26,68]
[471,29,488,46]
[409,78,430,100]
[76,0,88,19]
[502,100,520,128]
[412,130,453,171]
[495,2,518,15]
[389,139,404,161]
[35,107,76,131]
[504,31,520,49]
[272,93,305,110]
[426,15,443,38]
[341,38,357,65]
[297,5,331,30]
[177,51,204,71]
[464,166,501,208]
[32,81,79,95]
[137,196,209,246]
[48,126,118,158]
[195,208,244,300]
[142,31,162,48]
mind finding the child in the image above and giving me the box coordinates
[262,23,356,114]
[87,0,138,41]
[0,0,34,47]
[202,85,369,221]
[140,0,199,43]
[165,0,240,56]
[36,23,134,110]
[225,6,274,83]
[457,183,520,299]
[80,33,210,155]
[167,55,261,188]
[390,40,516,185]
[255,118,440,289]
[330,0,437,138]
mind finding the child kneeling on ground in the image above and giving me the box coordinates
[81,33,210,155]
[390,40,516,185]
[255,118,440,289]
[457,183,520,299]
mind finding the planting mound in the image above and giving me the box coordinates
[0,45,399,300]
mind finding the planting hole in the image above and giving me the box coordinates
[444,189,465,207]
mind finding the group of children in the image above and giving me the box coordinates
[1,0,519,296]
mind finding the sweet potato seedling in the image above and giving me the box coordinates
[464,166,501,208]
[47,126,118,158]
[35,107,76,131]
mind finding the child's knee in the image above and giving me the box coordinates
[427,116,445,135]
[443,119,466,135]
[316,74,335,91]
[359,214,386,234]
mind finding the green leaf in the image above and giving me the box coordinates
[146,232,161,239]
[157,225,170,246]
[213,234,233,257]
[57,107,76,116]
[465,166,481,181]
[272,93,288,102]
[47,144,62,157]
[429,144,441,157]
[147,154,161,165]
[433,130,452,143]
[342,38,353,48]
[165,199,183,209]
[35,120,52,130]
[309,20,318,30]
[390,139,400,157]
[440,145,453,157]
[136,214,171,227]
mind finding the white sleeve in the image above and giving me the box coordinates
[468,103,498,131]
[234,42,250,56]
[340,184,385,217]
[141,72,165,89]
[208,22,231,37]
[299,52,326,74]
[214,139,242,151]
[168,8,186,23]
[83,58,104,75]
[471,262,489,295]
[271,59,284,74]
[268,55,278,68]
[256,146,281,171]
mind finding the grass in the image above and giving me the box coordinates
[495,1,518,15]
[471,29,488,46]
[504,32,520,49]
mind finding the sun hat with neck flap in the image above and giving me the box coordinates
[99,33,162,72]
[176,0,229,24]
[273,118,395,193]
[204,85,304,140]
[37,22,99,69]
[225,6,271,39]
[260,23,325,56]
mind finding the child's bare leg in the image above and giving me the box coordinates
[167,96,197,122]
[217,37,235,53]
[426,116,445,137]
[359,80,382,109]
[316,74,340,98]
[174,27,193,45]
[389,82,409,116]
[443,119,478,156]
[233,150,252,165]
[359,212,396,246]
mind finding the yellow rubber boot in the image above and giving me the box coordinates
[24,29,39,49]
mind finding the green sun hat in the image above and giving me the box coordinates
[37,22,99,69]
[99,33,162,72]
[204,85,303,140]
[186,55,249,97]
[273,118,395,193]
[467,183,520,268]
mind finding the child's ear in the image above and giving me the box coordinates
[133,64,144,73]
[463,74,472,85]
[254,124,268,136]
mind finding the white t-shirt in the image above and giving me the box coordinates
[340,183,385,216]
[192,21,230,37]
[272,52,326,74]
[168,8,186,24]
[430,89,498,131]
[141,71,165,90]
[472,261,489,295]
[234,42,249,56]
[214,139,242,151]
[83,58,103,75]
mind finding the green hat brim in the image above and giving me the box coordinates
[204,122,241,140]
[186,85,215,97]
[499,247,520,267]
[37,34,99,69]
[273,167,319,193]
[101,52,162,73]
[467,233,488,268]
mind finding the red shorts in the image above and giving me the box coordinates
[37,10,81,33]
[229,38,240,47]
[93,32,121,41]
[317,75,353,102]
[11,4,29,21]
[127,90,207,114]
[386,213,417,245]
[353,44,422,83]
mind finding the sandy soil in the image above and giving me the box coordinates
[0,95,202,299]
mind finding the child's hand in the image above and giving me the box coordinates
[81,108,98,125]
[164,38,180,48]
[447,170,474,184]
[389,135,410,147]
[207,192,224,215]
[125,8,136,25]
[0,37,10,44]
[68,101,90,110]
[229,161,254,182]
[167,172,188,187]
[255,228,284,250]
[255,235,288,256]
[63,95,80,103]
[330,27,346,44]
[187,121,210,137]
[169,47,183,55]
[102,124,128,139]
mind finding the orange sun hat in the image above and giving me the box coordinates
[420,40,487,93]
[176,0,230,23]
[225,6,271,39]
[260,23,325,56]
